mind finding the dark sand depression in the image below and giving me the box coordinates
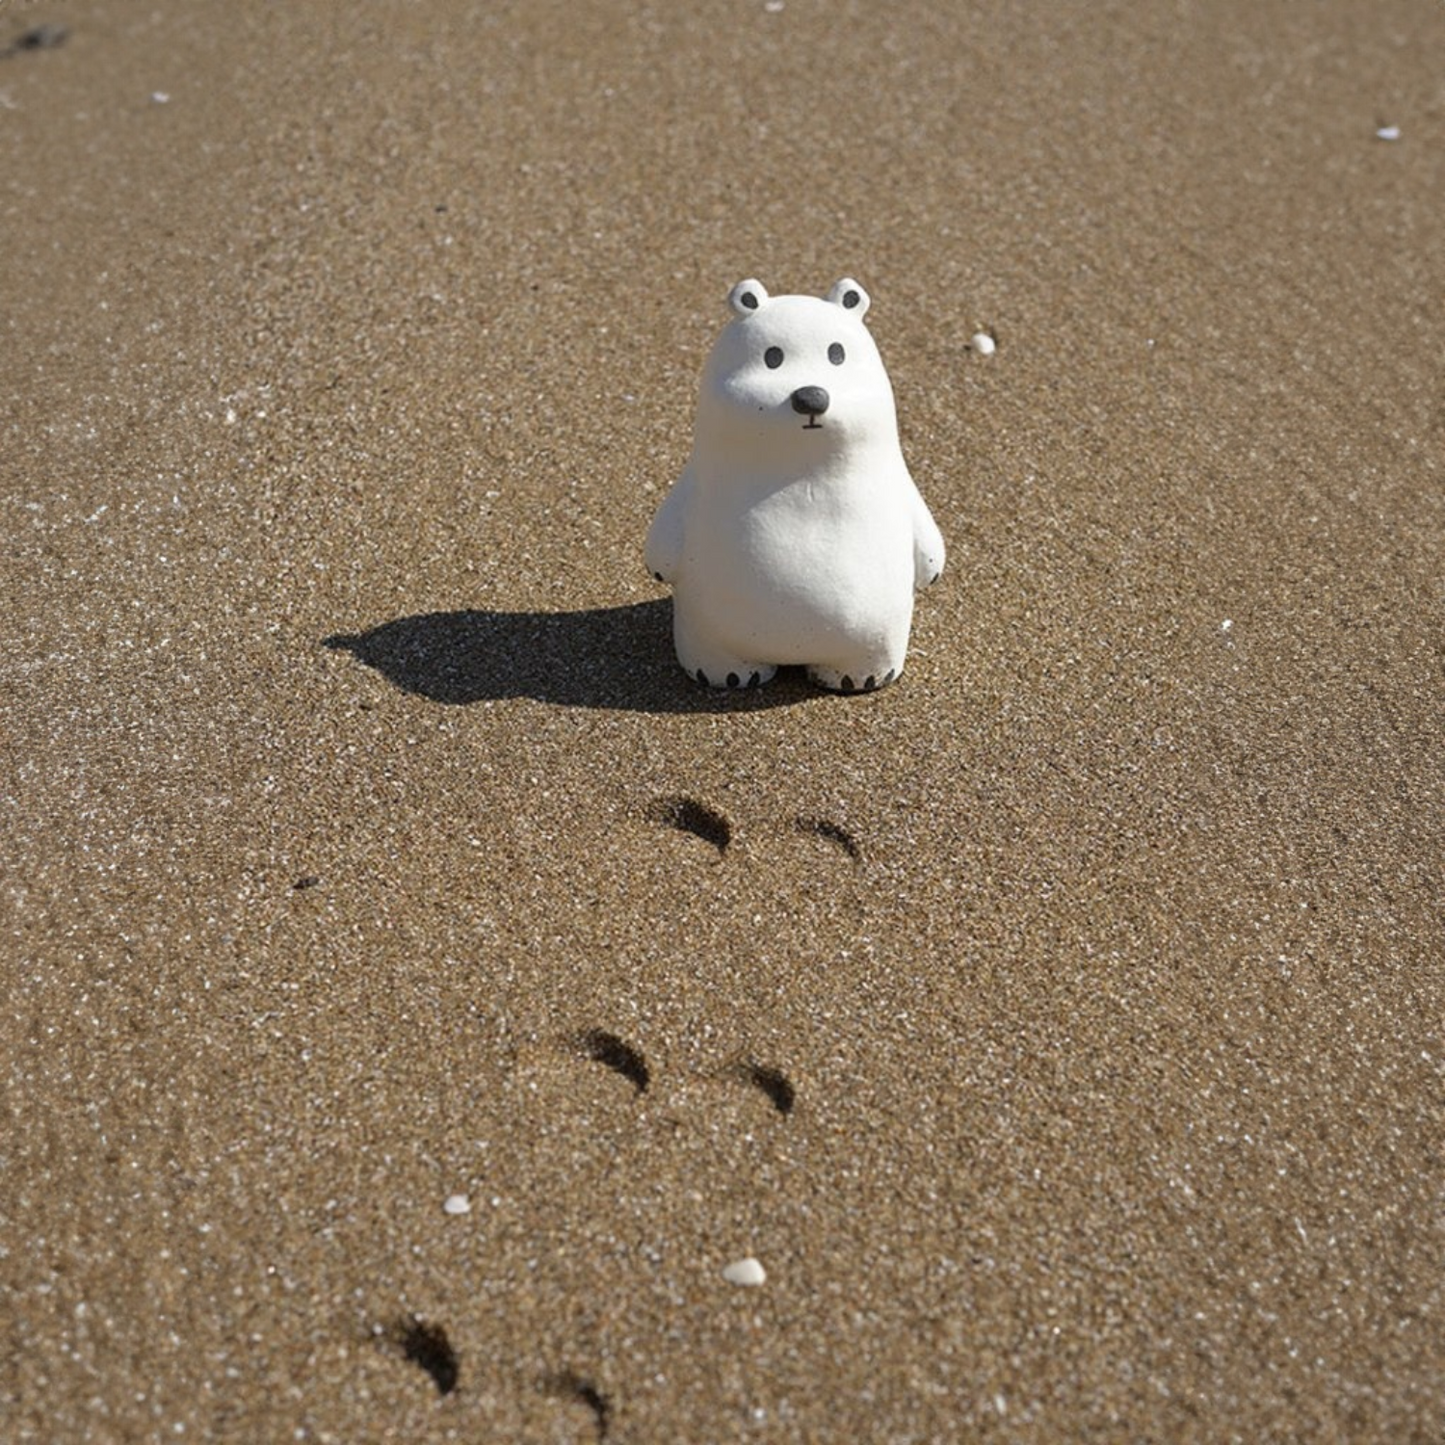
[3,1,1443,1439]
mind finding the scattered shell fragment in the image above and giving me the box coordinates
[443,1194,472,1215]
[722,1256,767,1287]
[969,331,997,356]
[1375,125,1400,141]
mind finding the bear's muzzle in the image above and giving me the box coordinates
[791,386,829,428]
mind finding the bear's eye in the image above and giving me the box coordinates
[828,342,846,366]
[764,346,784,369]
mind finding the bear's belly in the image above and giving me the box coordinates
[682,479,915,663]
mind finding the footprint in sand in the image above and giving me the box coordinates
[647,793,865,867]
[377,1314,459,1396]
[571,1028,651,1094]
[646,794,732,855]
[542,1370,613,1441]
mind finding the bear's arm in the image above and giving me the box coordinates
[644,465,695,584]
[908,479,946,589]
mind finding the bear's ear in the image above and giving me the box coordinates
[826,278,871,319]
[727,279,770,317]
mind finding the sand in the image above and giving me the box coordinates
[3,0,1442,1439]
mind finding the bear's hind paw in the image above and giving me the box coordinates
[806,664,898,694]
[685,661,777,690]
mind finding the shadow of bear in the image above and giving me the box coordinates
[324,600,814,715]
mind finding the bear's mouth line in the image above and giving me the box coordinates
[802,417,824,430]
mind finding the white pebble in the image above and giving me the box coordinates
[443,1194,472,1215]
[969,331,996,356]
[1375,125,1400,141]
[1220,619,1233,632]
[722,1256,766,1287]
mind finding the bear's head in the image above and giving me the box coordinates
[693,278,899,469]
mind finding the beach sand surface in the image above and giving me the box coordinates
[3,0,1443,1438]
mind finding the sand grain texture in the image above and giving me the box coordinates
[3,0,1443,1439]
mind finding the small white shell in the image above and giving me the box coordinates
[722,1256,767,1287]
[970,332,997,356]
[443,1194,472,1215]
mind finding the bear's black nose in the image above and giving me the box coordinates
[791,386,830,417]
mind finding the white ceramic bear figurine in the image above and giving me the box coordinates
[645,277,945,692]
